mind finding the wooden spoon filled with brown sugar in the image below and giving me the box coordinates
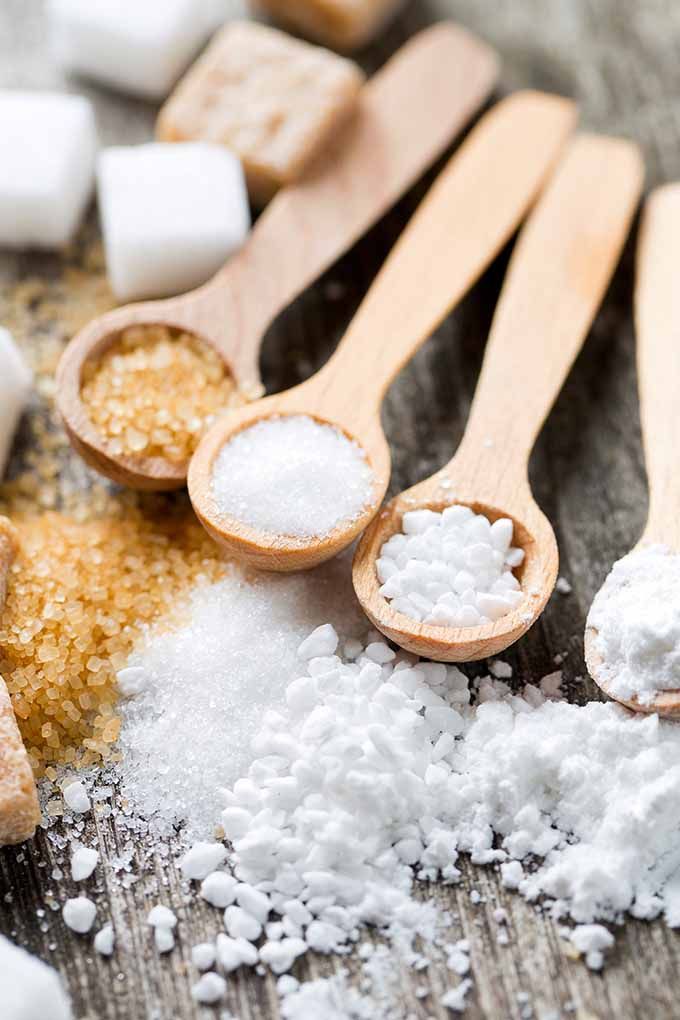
[585,184,680,716]
[353,134,643,662]
[56,23,499,492]
[188,91,578,572]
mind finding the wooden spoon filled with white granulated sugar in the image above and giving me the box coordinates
[353,134,643,661]
[188,92,577,571]
[585,185,680,716]
[56,24,499,491]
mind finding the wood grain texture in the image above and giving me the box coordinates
[3,1,680,1018]
[188,91,576,572]
[354,133,643,661]
[56,23,498,492]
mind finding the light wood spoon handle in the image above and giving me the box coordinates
[314,91,577,422]
[635,185,680,548]
[456,133,643,485]
[165,23,499,393]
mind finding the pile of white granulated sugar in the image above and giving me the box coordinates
[588,543,680,704]
[28,556,680,1016]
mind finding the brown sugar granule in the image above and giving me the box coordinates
[80,325,243,464]
[0,507,226,775]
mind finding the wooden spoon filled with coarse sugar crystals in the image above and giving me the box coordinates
[585,185,680,717]
[55,24,500,491]
[353,134,643,662]
[188,91,578,571]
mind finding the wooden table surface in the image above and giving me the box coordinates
[2,1,680,1018]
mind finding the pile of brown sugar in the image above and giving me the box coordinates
[80,325,244,463]
[0,503,226,776]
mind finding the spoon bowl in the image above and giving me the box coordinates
[353,133,643,660]
[188,388,392,571]
[354,474,558,660]
[55,24,500,491]
[188,92,578,571]
[584,186,680,717]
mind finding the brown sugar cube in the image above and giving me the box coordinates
[157,21,364,206]
[0,674,40,845]
[0,518,40,846]
[251,0,406,50]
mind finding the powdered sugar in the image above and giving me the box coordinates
[588,544,680,703]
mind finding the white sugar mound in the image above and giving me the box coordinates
[377,506,524,627]
[588,544,680,704]
[117,559,364,839]
[214,635,680,950]
[210,415,375,539]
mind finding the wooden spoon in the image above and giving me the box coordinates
[585,184,680,715]
[188,91,578,571]
[353,134,643,661]
[56,23,498,492]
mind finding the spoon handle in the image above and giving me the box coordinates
[456,133,643,480]
[317,90,577,419]
[636,186,680,548]
[191,24,499,394]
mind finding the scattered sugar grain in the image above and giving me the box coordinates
[1,933,72,1020]
[192,971,227,1004]
[201,872,238,908]
[147,905,177,929]
[62,896,96,934]
[442,979,473,1013]
[93,924,115,956]
[181,841,227,880]
[377,506,524,628]
[210,415,374,539]
[569,924,614,971]
[588,545,680,704]
[192,942,216,971]
[71,846,98,881]
[154,927,176,953]
[63,780,90,814]
[556,576,572,595]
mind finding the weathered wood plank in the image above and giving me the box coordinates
[2,1,680,1018]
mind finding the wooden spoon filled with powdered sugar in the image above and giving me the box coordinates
[353,135,643,661]
[585,185,680,716]
[189,92,577,571]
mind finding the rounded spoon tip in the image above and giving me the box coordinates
[353,494,559,662]
[584,624,680,718]
[188,402,391,573]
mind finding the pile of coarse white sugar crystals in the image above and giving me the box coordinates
[377,506,524,627]
[33,558,680,1015]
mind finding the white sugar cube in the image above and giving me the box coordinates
[97,143,250,302]
[47,0,222,101]
[0,91,96,250]
[0,329,32,480]
[1,934,72,1020]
